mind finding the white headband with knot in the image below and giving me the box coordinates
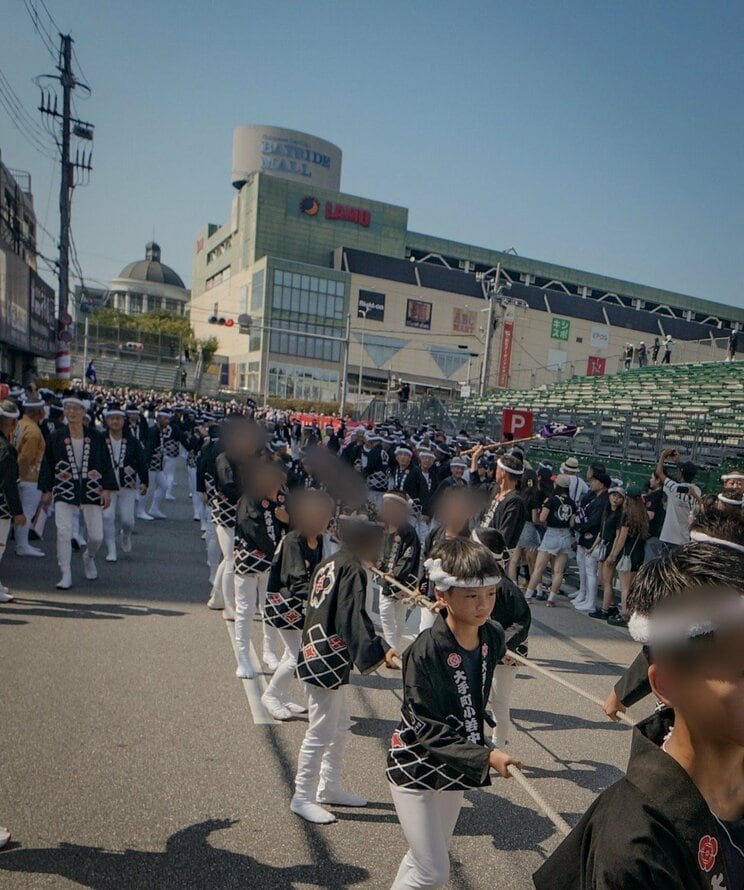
[424,557,499,591]
[0,405,20,420]
[628,595,744,647]
[689,530,744,553]
[497,459,524,476]
[717,493,743,507]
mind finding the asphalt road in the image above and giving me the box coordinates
[0,468,651,889]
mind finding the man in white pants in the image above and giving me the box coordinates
[0,400,26,602]
[14,396,46,556]
[39,391,118,589]
[101,403,148,561]
[142,409,173,520]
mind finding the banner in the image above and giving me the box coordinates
[405,298,431,330]
[452,307,476,334]
[502,408,533,438]
[550,317,570,341]
[358,289,385,322]
[28,271,57,357]
[586,355,607,377]
[497,320,514,387]
[590,325,610,351]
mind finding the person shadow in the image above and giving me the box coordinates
[0,818,368,889]
[4,598,186,621]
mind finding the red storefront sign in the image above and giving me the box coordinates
[502,408,533,438]
[497,320,514,387]
[586,355,606,377]
[324,202,371,227]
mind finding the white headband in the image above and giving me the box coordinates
[689,530,744,553]
[62,396,86,407]
[497,458,524,476]
[721,473,744,481]
[717,493,743,507]
[628,596,744,647]
[0,405,20,419]
[382,492,411,509]
[424,557,499,591]
[395,447,412,456]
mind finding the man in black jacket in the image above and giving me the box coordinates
[481,454,527,550]
[0,400,25,602]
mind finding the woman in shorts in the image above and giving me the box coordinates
[525,473,576,606]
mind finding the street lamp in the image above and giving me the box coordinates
[357,305,369,400]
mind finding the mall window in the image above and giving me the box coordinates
[206,266,231,290]
[164,298,182,314]
[271,271,345,322]
[251,270,265,311]
[129,293,143,315]
[269,322,341,363]
[267,362,339,402]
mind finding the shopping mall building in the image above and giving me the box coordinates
[190,126,744,402]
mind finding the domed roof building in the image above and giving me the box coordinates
[108,242,189,316]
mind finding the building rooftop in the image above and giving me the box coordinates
[117,242,186,289]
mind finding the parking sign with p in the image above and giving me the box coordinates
[502,408,533,439]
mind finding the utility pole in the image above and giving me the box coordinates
[38,34,94,378]
[338,313,351,417]
[478,263,500,397]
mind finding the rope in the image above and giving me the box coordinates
[507,765,572,838]
[507,650,635,727]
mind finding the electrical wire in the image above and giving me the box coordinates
[0,68,57,158]
[20,0,59,64]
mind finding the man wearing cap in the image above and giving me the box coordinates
[656,447,702,551]
[102,402,149,561]
[39,390,118,589]
[14,396,46,556]
[0,400,26,601]
[560,456,589,505]
[572,471,611,612]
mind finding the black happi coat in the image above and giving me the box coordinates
[492,573,531,655]
[39,426,119,506]
[146,423,184,471]
[0,431,23,519]
[483,488,528,550]
[614,649,652,708]
[534,710,734,890]
[103,432,149,490]
[576,489,608,550]
[126,415,150,445]
[361,444,388,491]
[379,522,421,597]
[234,494,287,575]
[386,614,505,790]
[40,416,64,444]
[390,464,429,513]
[296,549,388,689]
[209,452,239,528]
[196,439,221,498]
[264,531,336,630]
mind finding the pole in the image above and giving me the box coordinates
[338,313,351,417]
[57,35,73,374]
[357,308,367,400]
[82,314,89,373]
[479,263,500,397]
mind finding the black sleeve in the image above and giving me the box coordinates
[131,438,149,487]
[335,565,389,672]
[390,530,421,588]
[402,646,490,784]
[281,537,314,600]
[94,433,119,492]
[38,436,54,493]
[614,649,652,708]
[492,497,527,549]
[0,447,23,516]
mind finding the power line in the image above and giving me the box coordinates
[0,69,56,158]
[20,0,59,64]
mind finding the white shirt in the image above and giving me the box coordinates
[70,436,84,470]
[660,477,701,545]
[566,474,589,504]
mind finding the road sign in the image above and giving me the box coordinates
[59,329,73,343]
[502,408,533,438]
[59,311,73,326]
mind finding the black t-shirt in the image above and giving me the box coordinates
[543,494,575,529]
[717,816,744,888]
[601,508,622,545]
[644,489,665,538]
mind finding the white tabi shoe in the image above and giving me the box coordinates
[316,787,367,807]
[165,495,176,502]
[16,545,45,557]
[286,701,308,715]
[105,548,117,563]
[137,511,154,521]
[0,590,15,603]
[82,551,98,580]
[290,796,336,825]
[0,827,10,849]
[148,508,167,520]
[261,693,292,721]
[120,532,132,553]
[263,652,280,673]
[56,570,73,590]
[235,657,254,680]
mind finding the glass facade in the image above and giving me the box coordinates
[267,361,339,401]
[270,269,345,362]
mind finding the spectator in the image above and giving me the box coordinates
[726,328,738,362]
[507,468,542,585]
[572,470,611,613]
[180,366,188,387]
[623,344,633,371]
[656,447,702,550]
[661,334,673,365]
[588,485,625,620]
[606,484,649,627]
[643,472,666,562]
[559,456,588,504]
[85,360,97,385]
[651,336,661,365]
[525,474,576,606]
[636,341,647,368]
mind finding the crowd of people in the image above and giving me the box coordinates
[1,378,743,887]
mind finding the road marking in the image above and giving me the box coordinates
[224,621,276,725]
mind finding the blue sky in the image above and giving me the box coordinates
[2,0,743,306]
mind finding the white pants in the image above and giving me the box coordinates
[188,467,201,519]
[265,628,302,702]
[55,502,103,573]
[390,785,465,889]
[215,525,236,618]
[577,547,600,608]
[145,470,167,514]
[294,684,350,801]
[489,662,517,748]
[233,571,267,663]
[380,595,408,654]
[103,489,136,552]
[205,519,221,585]
[16,480,42,549]
[0,517,10,573]
[163,455,178,497]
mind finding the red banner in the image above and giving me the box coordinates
[586,355,606,377]
[502,408,533,438]
[497,320,514,388]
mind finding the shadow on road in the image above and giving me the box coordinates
[511,707,628,734]
[5,598,186,620]
[521,759,624,794]
[0,818,368,889]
